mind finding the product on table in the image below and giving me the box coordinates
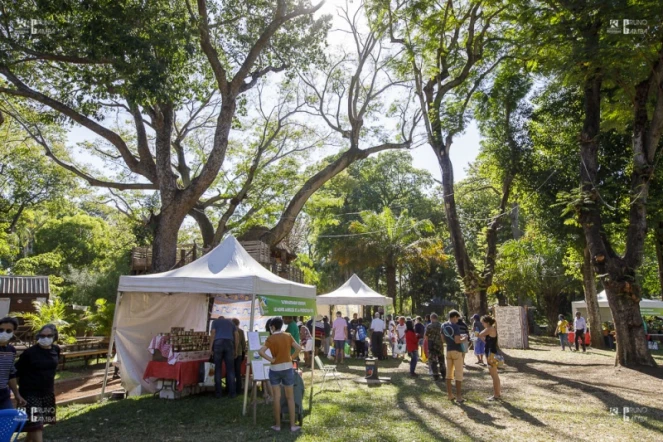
[157,328,210,353]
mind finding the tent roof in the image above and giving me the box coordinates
[572,290,663,307]
[117,235,315,298]
[316,274,392,306]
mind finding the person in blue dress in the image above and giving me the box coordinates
[471,314,486,366]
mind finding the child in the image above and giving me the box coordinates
[405,320,419,376]
[355,318,367,358]
[471,314,486,366]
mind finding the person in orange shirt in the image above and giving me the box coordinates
[258,316,301,433]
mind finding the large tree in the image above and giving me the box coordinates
[0,0,328,271]
[376,0,529,314]
[531,0,663,366]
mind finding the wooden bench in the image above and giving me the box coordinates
[59,349,109,370]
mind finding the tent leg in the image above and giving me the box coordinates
[243,293,256,416]
[101,291,122,400]
[308,338,314,419]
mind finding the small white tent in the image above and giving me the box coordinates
[101,235,315,403]
[572,290,663,322]
[317,274,393,306]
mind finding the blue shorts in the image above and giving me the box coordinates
[334,340,345,351]
[269,368,295,387]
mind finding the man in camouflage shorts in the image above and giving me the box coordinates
[424,313,446,380]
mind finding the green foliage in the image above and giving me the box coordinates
[84,298,116,337]
[34,214,113,269]
[15,298,76,344]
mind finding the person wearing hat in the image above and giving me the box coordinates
[471,314,486,366]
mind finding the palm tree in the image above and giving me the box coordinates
[334,208,437,305]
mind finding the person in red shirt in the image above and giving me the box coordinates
[405,319,419,377]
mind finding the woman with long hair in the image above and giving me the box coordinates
[478,315,502,401]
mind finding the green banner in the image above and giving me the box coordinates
[640,307,663,316]
[257,295,316,316]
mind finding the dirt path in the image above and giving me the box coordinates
[55,373,123,402]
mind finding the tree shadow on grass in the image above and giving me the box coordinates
[495,399,547,427]
[457,402,507,429]
[508,356,663,428]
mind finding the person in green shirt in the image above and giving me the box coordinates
[284,316,300,355]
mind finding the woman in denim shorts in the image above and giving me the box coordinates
[259,316,302,433]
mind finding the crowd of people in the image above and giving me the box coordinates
[0,316,60,442]
[289,310,504,404]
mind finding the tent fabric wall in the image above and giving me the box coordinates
[115,292,208,396]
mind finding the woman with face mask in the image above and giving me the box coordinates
[0,317,26,410]
[15,323,61,442]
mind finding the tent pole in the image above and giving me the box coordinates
[308,315,315,419]
[101,291,122,400]
[243,293,256,416]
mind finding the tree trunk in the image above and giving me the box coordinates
[188,208,215,248]
[466,290,488,317]
[576,26,655,366]
[385,264,397,306]
[582,246,604,348]
[655,221,663,300]
[151,210,186,272]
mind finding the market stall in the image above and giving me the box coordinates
[572,291,663,321]
[100,235,316,415]
[316,274,393,309]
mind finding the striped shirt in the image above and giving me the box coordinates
[0,345,17,402]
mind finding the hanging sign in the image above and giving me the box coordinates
[257,295,316,316]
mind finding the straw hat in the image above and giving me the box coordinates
[315,314,323,321]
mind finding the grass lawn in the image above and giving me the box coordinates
[44,337,663,442]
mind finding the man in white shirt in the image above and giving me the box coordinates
[370,312,385,359]
[573,311,587,353]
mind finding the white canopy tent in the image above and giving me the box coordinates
[316,274,393,309]
[572,290,663,322]
[100,235,315,415]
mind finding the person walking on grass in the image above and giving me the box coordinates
[405,319,419,377]
[555,314,570,351]
[395,316,407,359]
[442,310,468,403]
[258,317,302,433]
[355,318,367,358]
[471,314,486,366]
[573,311,587,353]
[0,317,25,411]
[332,311,348,364]
[370,312,385,359]
[479,315,502,401]
[424,313,445,381]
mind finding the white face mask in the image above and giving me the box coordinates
[38,337,53,347]
[0,331,12,342]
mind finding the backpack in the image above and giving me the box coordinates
[357,325,367,341]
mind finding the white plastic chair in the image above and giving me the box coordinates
[315,356,342,390]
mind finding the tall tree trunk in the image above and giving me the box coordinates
[582,246,604,348]
[655,221,663,300]
[385,264,397,306]
[151,210,186,272]
[188,208,215,248]
[577,25,656,366]
[435,141,486,314]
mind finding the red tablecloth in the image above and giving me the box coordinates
[567,331,591,345]
[143,359,248,391]
[144,359,207,391]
